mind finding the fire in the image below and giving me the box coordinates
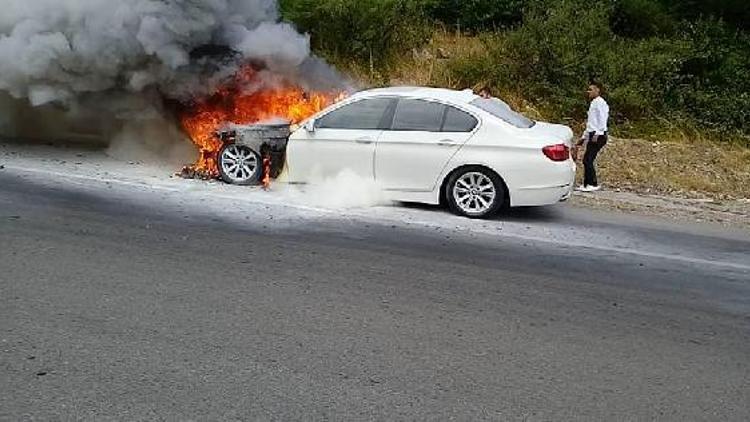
[179,66,344,178]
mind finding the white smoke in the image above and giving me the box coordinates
[0,0,346,159]
[277,169,392,210]
[106,118,197,166]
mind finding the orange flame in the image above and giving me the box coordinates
[180,66,344,177]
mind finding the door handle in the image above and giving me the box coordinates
[355,137,374,144]
[437,139,458,146]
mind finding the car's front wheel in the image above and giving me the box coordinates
[446,167,505,219]
[217,144,261,185]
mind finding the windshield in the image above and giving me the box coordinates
[470,98,535,129]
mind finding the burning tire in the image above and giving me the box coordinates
[217,143,261,185]
[446,167,505,219]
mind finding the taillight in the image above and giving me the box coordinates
[542,144,570,162]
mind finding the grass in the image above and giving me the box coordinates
[334,30,750,201]
[335,31,483,87]
[594,137,750,200]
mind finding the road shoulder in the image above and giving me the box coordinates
[571,189,750,231]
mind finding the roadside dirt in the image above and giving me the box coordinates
[570,136,750,230]
[592,137,750,200]
[571,190,750,230]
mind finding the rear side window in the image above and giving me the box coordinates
[317,98,393,130]
[392,99,446,132]
[470,98,535,129]
[443,106,478,132]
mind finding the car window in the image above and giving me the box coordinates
[442,106,478,132]
[470,98,535,129]
[316,98,393,130]
[391,99,446,132]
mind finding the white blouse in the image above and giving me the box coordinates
[584,96,609,138]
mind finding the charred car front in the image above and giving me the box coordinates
[215,122,290,185]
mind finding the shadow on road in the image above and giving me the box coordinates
[395,202,563,223]
[499,206,562,223]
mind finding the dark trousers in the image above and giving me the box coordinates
[583,132,607,187]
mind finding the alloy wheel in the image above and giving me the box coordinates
[452,171,497,216]
[219,144,259,184]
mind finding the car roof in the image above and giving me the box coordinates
[352,86,479,105]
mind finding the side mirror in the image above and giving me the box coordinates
[303,119,316,133]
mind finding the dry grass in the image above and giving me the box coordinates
[338,31,750,201]
[337,31,484,88]
[592,137,750,200]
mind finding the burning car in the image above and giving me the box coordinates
[206,86,575,219]
[179,65,341,181]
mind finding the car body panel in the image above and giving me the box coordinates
[375,129,475,192]
[287,87,576,208]
[286,128,380,181]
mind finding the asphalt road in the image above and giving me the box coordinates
[1,172,749,420]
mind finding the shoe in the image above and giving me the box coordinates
[589,185,602,192]
[575,185,588,192]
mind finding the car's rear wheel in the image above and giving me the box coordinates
[217,144,261,185]
[446,167,505,219]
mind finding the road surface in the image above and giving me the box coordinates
[1,144,749,420]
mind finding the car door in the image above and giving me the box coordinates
[375,99,478,191]
[286,97,395,182]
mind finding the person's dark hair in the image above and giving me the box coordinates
[589,79,605,94]
[476,84,493,99]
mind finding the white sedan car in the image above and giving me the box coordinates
[284,87,575,218]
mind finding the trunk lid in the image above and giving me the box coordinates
[519,121,575,147]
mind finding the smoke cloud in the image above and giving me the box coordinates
[278,169,392,210]
[0,0,345,159]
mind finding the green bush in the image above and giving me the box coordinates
[444,0,750,139]
[666,0,750,31]
[447,0,616,120]
[280,0,750,141]
[423,0,524,32]
[671,20,750,133]
[280,0,430,67]
[611,0,676,38]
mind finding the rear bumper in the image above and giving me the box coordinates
[511,183,573,206]
[509,160,576,206]
[559,186,573,202]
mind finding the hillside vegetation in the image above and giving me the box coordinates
[281,0,750,146]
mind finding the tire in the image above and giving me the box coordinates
[217,143,261,185]
[445,167,505,219]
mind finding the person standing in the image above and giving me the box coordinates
[576,81,609,192]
